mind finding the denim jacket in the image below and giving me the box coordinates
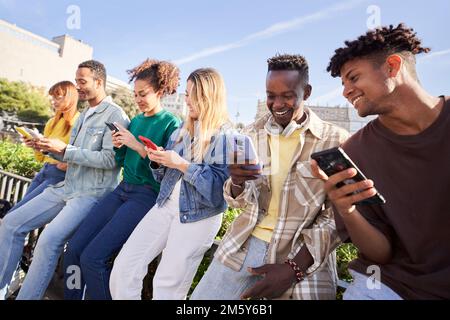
[151,126,235,223]
[52,97,130,199]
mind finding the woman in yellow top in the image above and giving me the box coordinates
[13,81,80,211]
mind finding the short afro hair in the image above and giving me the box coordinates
[127,59,180,96]
[327,23,430,78]
[267,54,309,84]
[78,60,107,88]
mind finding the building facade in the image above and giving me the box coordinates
[161,93,186,118]
[0,19,93,89]
[0,19,132,95]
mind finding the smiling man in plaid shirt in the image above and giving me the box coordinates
[191,54,349,300]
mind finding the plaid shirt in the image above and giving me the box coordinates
[216,108,350,299]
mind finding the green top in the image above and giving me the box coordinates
[114,110,180,192]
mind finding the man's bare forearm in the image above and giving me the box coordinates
[340,209,392,264]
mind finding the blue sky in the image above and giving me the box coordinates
[1,0,449,124]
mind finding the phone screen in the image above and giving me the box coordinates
[15,127,32,139]
[233,135,258,164]
[26,128,42,139]
[311,147,386,205]
[105,122,119,132]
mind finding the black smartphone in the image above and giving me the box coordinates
[311,147,386,205]
[105,122,119,133]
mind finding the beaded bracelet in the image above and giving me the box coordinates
[284,259,306,283]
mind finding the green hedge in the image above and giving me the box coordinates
[0,139,43,178]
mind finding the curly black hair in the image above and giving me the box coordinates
[267,53,309,84]
[78,60,107,88]
[327,23,431,78]
[127,59,180,96]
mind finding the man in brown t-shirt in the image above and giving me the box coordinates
[311,23,450,299]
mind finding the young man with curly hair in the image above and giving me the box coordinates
[312,23,450,300]
[191,54,349,300]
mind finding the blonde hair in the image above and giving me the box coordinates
[181,68,229,160]
[48,81,78,135]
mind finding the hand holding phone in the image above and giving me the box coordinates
[232,134,260,168]
[28,128,43,140]
[15,126,43,140]
[15,126,33,139]
[15,127,36,150]
[105,122,120,133]
[138,135,158,150]
[311,147,386,205]
[228,135,262,191]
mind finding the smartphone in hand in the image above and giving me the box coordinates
[15,126,43,140]
[232,134,261,170]
[28,128,43,139]
[15,126,33,139]
[138,135,158,150]
[311,147,386,205]
[105,122,120,133]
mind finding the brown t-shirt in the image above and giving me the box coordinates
[336,96,450,299]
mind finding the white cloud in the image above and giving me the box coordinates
[418,48,450,62]
[174,0,367,65]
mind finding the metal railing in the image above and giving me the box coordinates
[0,170,33,298]
[0,169,31,205]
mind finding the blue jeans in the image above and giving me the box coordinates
[190,236,269,300]
[0,164,64,299]
[63,182,158,300]
[0,185,99,300]
[11,163,66,212]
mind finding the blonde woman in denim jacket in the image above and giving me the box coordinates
[110,68,236,300]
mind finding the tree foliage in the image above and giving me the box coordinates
[108,87,139,119]
[0,78,52,123]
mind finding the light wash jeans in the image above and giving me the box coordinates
[0,184,99,300]
[343,270,403,300]
[190,236,269,300]
[11,163,66,212]
[110,181,223,300]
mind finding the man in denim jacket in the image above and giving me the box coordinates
[0,60,129,300]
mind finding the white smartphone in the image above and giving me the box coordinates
[25,128,43,139]
[15,126,43,140]
[232,134,261,169]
